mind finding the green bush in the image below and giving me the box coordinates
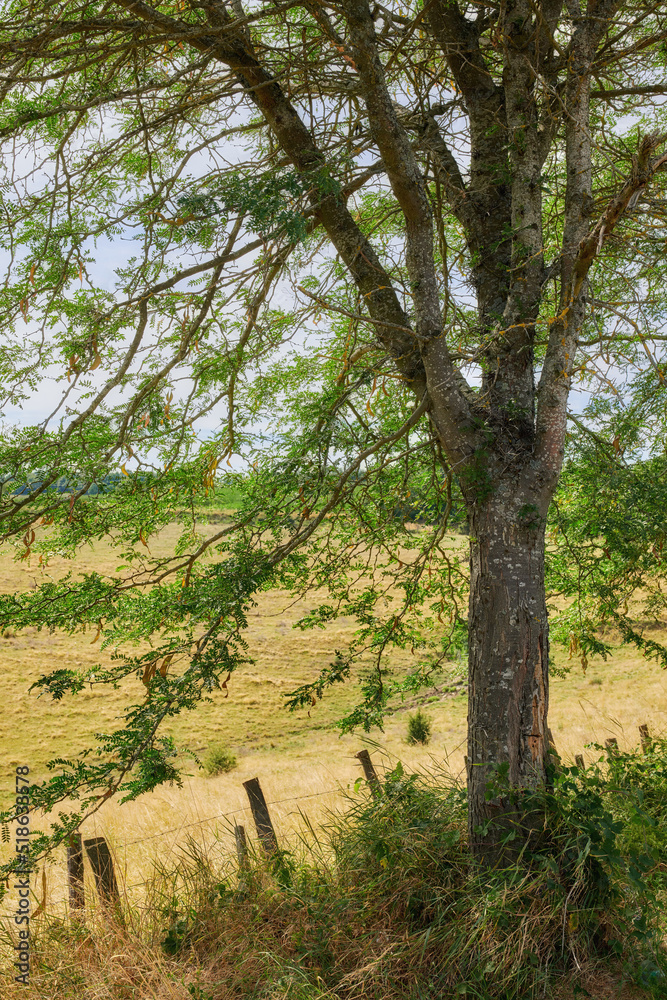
[586,737,667,883]
[203,744,237,776]
[406,708,432,745]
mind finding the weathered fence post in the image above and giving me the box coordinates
[546,728,563,773]
[639,723,651,753]
[605,737,619,755]
[234,823,248,868]
[574,754,585,771]
[242,778,278,854]
[355,749,381,797]
[67,833,85,915]
[84,837,120,907]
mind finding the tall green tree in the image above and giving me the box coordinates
[0,0,666,863]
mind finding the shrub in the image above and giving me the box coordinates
[203,744,237,776]
[406,708,432,745]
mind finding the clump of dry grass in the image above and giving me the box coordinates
[5,750,666,1000]
[0,910,218,999]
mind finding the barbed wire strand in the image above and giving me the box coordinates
[124,785,342,846]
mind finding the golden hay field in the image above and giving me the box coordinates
[0,519,666,918]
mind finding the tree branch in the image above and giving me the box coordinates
[342,0,476,461]
[113,0,427,394]
[426,0,511,333]
[592,84,667,99]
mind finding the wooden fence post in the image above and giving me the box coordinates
[546,728,563,773]
[67,833,85,915]
[574,754,584,771]
[234,823,248,868]
[84,837,120,907]
[242,778,278,854]
[639,723,651,753]
[355,749,380,797]
[605,737,619,755]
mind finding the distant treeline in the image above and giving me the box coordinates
[8,473,125,496]
[4,470,246,509]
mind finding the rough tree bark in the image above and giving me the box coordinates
[466,487,551,860]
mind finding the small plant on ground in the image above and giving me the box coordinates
[406,709,432,745]
[203,744,237,776]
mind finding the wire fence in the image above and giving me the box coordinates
[7,729,656,921]
[124,785,341,847]
[43,752,382,917]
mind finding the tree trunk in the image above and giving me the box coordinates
[466,490,550,865]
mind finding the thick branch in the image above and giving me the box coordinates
[482,0,546,419]
[427,0,498,109]
[534,0,622,480]
[114,0,427,391]
[536,136,666,479]
[592,84,667,99]
[342,0,475,459]
[574,137,667,294]
[343,0,441,342]
[427,0,511,332]
[414,110,472,230]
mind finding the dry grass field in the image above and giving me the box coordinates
[0,518,665,920]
